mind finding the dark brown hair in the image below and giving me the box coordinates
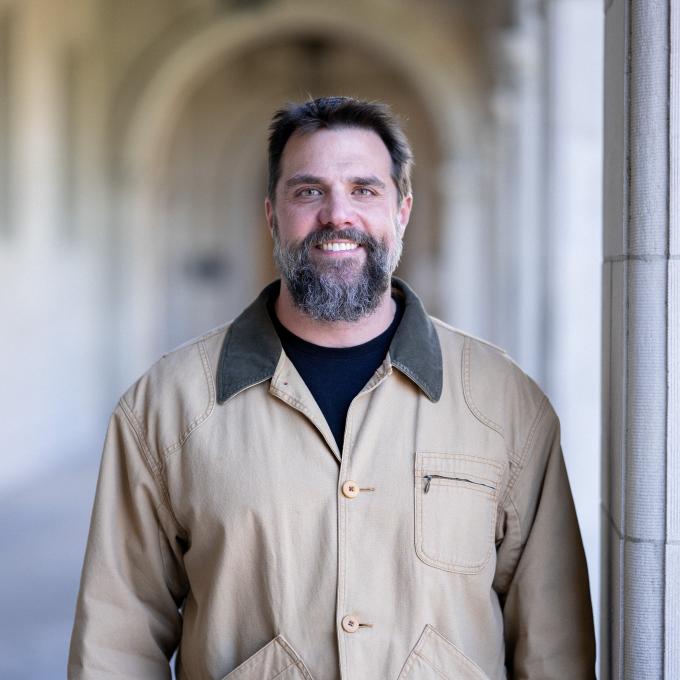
[267,96,413,204]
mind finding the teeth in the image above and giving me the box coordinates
[319,242,359,252]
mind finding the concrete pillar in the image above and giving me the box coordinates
[602,1,680,678]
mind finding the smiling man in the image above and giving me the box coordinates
[69,97,596,679]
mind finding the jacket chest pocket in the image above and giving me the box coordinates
[414,453,503,574]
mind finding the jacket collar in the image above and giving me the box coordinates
[216,278,442,404]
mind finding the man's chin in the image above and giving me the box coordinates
[311,259,365,284]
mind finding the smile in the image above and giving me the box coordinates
[318,241,360,252]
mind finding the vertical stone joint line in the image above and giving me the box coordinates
[666,3,680,677]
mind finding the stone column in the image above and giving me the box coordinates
[602,1,680,678]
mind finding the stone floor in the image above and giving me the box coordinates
[0,456,98,679]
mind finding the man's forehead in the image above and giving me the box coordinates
[280,127,392,172]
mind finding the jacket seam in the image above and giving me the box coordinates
[119,396,161,476]
[412,649,449,679]
[461,337,524,485]
[502,396,552,527]
[119,396,188,538]
[420,624,487,679]
[269,387,329,436]
[270,661,296,679]
[462,336,551,481]
[508,495,523,546]
[461,337,509,442]
[163,338,216,457]
[274,637,314,680]
[515,394,550,471]
[391,359,436,401]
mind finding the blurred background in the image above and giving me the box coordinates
[0,0,603,677]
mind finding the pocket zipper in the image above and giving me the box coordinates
[423,474,496,494]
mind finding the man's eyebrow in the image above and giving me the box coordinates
[284,174,387,189]
[350,175,386,189]
[285,174,324,187]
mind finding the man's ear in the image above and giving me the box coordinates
[397,194,413,236]
[265,197,275,235]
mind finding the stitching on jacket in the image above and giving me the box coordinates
[118,399,189,593]
[461,338,505,436]
[119,397,189,538]
[120,396,160,476]
[274,637,314,680]
[421,625,486,679]
[268,388,309,413]
[223,373,275,405]
[164,339,216,457]
[396,641,417,679]
[269,386,339,457]
[225,638,295,677]
[199,322,230,342]
[516,394,549,470]
[509,495,523,546]
[497,395,548,507]
[391,360,434,400]
[412,650,449,680]
[343,402,355,460]
[415,466,496,573]
[500,395,549,504]
[501,396,552,537]
[270,661,296,679]
[231,373,273,393]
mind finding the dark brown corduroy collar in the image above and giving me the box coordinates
[216,278,442,404]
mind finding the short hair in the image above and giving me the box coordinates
[267,96,413,204]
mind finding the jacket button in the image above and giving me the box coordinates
[341,615,360,633]
[341,480,360,498]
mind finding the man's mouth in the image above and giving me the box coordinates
[317,241,360,252]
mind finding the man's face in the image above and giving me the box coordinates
[265,127,412,322]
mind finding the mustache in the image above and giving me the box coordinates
[298,227,378,250]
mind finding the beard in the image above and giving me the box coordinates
[272,221,403,323]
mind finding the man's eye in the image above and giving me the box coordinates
[298,188,322,197]
[353,187,374,196]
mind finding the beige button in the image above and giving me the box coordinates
[342,480,360,498]
[341,615,360,633]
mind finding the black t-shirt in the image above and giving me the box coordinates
[268,298,404,451]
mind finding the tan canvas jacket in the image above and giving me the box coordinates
[69,278,595,680]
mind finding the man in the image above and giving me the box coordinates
[69,96,595,679]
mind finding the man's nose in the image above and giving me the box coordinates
[318,191,355,228]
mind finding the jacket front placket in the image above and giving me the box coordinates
[268,350,394,679]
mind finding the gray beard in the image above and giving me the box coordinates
[273,224,402,323]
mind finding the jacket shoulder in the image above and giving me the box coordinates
[119,323,230,459]
[431,317,554,467]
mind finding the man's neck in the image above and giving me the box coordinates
[274,283,397,348]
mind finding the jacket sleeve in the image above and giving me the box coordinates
[494,405,596,679]
[68,399,189,679]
